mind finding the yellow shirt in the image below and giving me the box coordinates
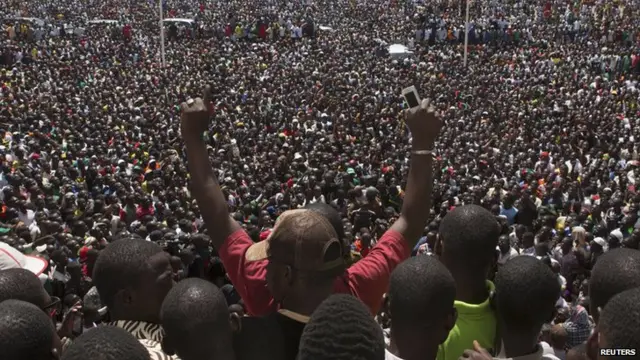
[437,281,496,360]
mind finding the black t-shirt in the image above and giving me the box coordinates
[234,312,306,360]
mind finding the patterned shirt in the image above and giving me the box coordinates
[108,320,179,360]
[561,305,592,348]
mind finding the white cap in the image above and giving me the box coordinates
[0,242,48,276]
[593,237,607,249]
[610,229,624,242]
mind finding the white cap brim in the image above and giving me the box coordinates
[24,255,48,276]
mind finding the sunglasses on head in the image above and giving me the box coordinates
[43,296,61,319]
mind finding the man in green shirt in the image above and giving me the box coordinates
[436,205,500,360]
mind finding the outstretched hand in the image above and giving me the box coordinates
[405,98,442,149]
[180,85,212,139]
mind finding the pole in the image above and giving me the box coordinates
[159,0,166,67]
[463,0,470,67]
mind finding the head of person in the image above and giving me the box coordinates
[92,238,173,323]
[245,209,345,312]
[0,299,61,360]
[498,234,510,254]
[0,268,59,318]
[522,232,535,248]
[549,324,567,351]
[535,242,550,257]
[589,248,640,324]
[60,325,149,360]
[160,278,235,360]
[388,256,456,360]
[494,256,560,354]
[438,205,500,279]
[297,294,384,360]
[591,288,640,359]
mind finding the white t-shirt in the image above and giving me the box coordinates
[384,331,404,360]
[386,349,404,360]
[18,209,36,227]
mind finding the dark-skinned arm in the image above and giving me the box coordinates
[346,99,442,316]
[183,132,241,249]
[181,88,241,250]
[390,100,441,248]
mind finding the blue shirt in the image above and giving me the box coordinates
[500,206,518,225]
[412,236,428,255]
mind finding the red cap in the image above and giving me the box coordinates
[79,246,90,263]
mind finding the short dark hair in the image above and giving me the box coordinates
[439,205,500,267]
[298,294,385,360]
[92,238,164,308]
[61,325,149,360]
[0,268,47,308]
[589,248,640,322]
[389,255,455,328]
[0,300,56,360]
[161,278,231,358]
[599,287,640,355]
[495,256,560,331]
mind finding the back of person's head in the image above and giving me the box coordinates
[245,209,344,304]
[388,256,456,360]
[61,325,149,360]
[566,343,589,360]
[594,287,640,358]
[0,299,60,360]
[549,324,567,350]
[589,248,640,323]
[495,256,560,335]
[0,268,48,308]
[439,205,500,272]
[298,294,384,360]
[92,238,170,322]
[161,278,233,360]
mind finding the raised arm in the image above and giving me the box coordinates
[346,99,443,315]
[181,86,241,249]
[390,98,442,248]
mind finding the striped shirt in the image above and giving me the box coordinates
[108,320,179,360]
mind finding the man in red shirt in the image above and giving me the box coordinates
[180,86,442,316]
[135,198,154,220]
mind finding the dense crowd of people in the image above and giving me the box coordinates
[2,0,640,358]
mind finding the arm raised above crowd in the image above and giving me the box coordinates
[390,98,441,247]
[181,86,242,249]
[345,99,442,315]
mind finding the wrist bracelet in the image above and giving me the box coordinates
[412,149,434,156]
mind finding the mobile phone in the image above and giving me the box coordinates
[402,86,421,111]
[72,313,83,337]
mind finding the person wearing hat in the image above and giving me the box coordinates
[232,209,345,360]
[0,240,48,281]
[181,85,442,317]
[590,237,607,266]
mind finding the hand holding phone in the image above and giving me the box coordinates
[402,86,421,112]
[58,301,83,339]
[402,91,443,149]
